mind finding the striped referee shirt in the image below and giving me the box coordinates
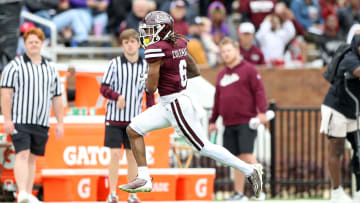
[0,54,62,127]
[101,55,150,124]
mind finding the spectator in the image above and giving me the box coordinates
[208,1,230,45]
[276,2,306,36]
[169,0,189,36]
[256,14,296,66]
[209,37,267,201]
[24,0,66,38]
[237,22,265,66]
[316,14,344,65]
[1,28,64,203]
[347,24,360,44]
[158,0,198,25]
[337,0,360,39]
[319,0,339,20]
[187,16,210,69]
[106,0,132,36]
[201,17,221,67]
[0,0,22,73]
[52,0,109,46]
[291,0,324,35]
[275,2,307,65]
[239,0,277,29]
[100,29,154,203]
[125,0,153,31]
[320,34,360,203]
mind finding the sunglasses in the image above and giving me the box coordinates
[211,8,225,15]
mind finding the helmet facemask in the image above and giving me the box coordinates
[139,23,172,48]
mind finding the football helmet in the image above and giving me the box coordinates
[139,11,174,48]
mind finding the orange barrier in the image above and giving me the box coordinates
[42,168,215,201]
[176,169,216,200]
[0,117,173,185]
[74,72,106,108]
[44,117,172,169]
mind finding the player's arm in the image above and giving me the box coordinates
[186,54,200,79]
[146,60,161,94]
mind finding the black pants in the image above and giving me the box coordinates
[0,2,22,73]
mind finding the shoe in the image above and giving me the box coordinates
[330,186,352,203]
[28,194,42,203]
[353,190,360,203]
[128,194,141,203]
[226,192,248,201]
[17,191,29,203]
[119,177,152,193]
[247,164,263,199]
[106,193,118,203]
[251,191,266,200]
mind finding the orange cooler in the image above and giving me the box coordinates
[176,168,216,201]
[42,169,103,201]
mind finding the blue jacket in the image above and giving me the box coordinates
[290,0,324,29]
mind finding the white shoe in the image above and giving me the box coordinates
[330,187,352,203]
[354,190,360,202]
[251,191,266,200]
[106,192,118,203]
[28,194,42,203]
[247,164,263,199]
[119,177,152,193]
[226,192,248,201]
[17,191,29,203]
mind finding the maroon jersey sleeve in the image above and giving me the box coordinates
[144,43,166,63]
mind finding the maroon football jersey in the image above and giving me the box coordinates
[144,38,188,96]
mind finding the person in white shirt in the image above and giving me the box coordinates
[256,14,296,66]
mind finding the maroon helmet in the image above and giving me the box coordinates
[139,11,174,48]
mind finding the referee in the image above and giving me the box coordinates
[1,28,63,203]
[100,29,154,203]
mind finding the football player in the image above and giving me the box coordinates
[118,11,264,198]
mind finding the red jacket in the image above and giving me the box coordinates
[210,60,267,126]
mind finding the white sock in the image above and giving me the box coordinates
[200,142,254,176]
[138,166,150,180]
[111,191,117,196]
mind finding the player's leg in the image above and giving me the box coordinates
[126,149,141,203]
[168,96,263,197]
[119,104,171,193]
[124,128,141,203]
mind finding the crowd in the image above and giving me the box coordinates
[11,0,360,69]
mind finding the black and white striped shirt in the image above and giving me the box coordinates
[0,54,62,127]
[102,55,148,122]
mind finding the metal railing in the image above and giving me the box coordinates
[20,11,123,62]
[172,102,353,199]
[269,102,352,199]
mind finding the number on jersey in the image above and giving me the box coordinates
[179,59,187,87]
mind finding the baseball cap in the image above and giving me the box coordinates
[20,22,36,34]
[170,0,186,9]
[238,22,255,34]
[208,1,226,15]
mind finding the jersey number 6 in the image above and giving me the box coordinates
[179,59,187,87]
